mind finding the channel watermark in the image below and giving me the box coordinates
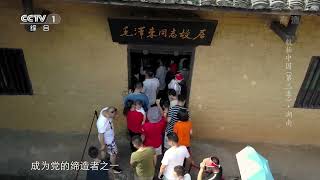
[20,13,61,32]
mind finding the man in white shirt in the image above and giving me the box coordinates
[156,59,168,96]
[96,106,122,173]
[159,132,191,180]
[168,73,184,95]
[143,70,160,106]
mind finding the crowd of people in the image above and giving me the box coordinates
[130,58,189,102]
[87,58,224,180]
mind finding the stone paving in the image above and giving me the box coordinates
[1,129,320,180]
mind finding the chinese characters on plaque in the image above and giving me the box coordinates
[285,39,293,127]
[108,18,217,45]
[120,26,208,41]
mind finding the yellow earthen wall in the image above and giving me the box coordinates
[0,0,319,145]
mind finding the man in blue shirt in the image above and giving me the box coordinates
[124,82,149,111]
[86,146,110,180]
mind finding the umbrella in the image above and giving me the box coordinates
[236,146,274,180]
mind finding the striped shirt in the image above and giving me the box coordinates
[165,105,188,134]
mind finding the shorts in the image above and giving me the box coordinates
[154,146,162,156]
[163,176,170,180]
[164,132,170,149]
[106,140,118,155]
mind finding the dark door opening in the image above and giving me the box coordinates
[127,45,195,106]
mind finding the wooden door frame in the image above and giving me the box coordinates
[127,44,196,106]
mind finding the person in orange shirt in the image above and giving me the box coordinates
[173,109,192,149]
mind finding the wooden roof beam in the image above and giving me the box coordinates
[270,15,300,43]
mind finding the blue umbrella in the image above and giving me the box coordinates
[236,146,274,180]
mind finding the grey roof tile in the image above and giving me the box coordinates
[117,0,320,11]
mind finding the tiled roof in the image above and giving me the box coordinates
[80,0,320,14]
[123,0,319,11]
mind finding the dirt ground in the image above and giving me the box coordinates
[0,129,320,180]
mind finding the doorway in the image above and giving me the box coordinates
[127,45,195,106]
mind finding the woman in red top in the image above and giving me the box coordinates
[123,100,144,152]
[169,59,178,74]
[141,106,166,156]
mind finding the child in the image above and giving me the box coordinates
[168,89,178,108]
[162,100,170,118]
[173,109,192,149]
[173,165,191,180]
[156,99,170,118]
[135,100,146,123]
